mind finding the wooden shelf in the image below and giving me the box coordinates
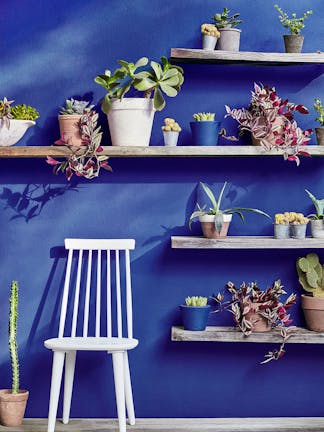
[170,48,324,65]
[172,326,324,344]
[171,236,324,249]
[1,145,324,158]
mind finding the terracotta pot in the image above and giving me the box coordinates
[216,28,241,51]
[0,389,29,427]
[245,303,271,332]
[283,35,304,53]
[310,219,324,239]
[251,116,285,146]
[199,214,232,239]
[58,114,82,146]
[301,295,324,332]
[315,128,324,146]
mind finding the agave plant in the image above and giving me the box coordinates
[305,189,324,220]
[189,181,270,233]
[94,56,184,113]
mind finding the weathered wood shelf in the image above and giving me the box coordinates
[170,48,324,65]
[172,326,324,344]
[171,236,324,249]
[1,145,324,158]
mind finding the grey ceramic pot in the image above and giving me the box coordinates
[202,35,218,50]
[310,219,324,238]
[315,128,324,146]
[283,35,304,53]
[291,224,307,239]
[274,224,290,239]
[216,28,241,51]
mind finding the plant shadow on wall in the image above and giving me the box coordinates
[0,183,78,222]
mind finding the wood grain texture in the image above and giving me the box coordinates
[171,236,324,249]
[171,326,324,344]
[171,48,324,65]
[3,418,324,432]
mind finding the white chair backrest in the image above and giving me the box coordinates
[58,239,135,339]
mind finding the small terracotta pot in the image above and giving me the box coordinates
[199,214,232,239]
[58,114,82,146]
[0,389,29,427]
[301,295,324,332]
[245,303,271,332]
[283,35,304,53]
[316,128,324,146]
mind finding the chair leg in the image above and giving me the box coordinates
[47,351,65,432]
[123,352,135,426]
[112,351,126,432]
[63,350,77,425]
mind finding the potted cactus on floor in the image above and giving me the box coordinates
[297,253,324,332]
[314,99,324,146]
[180,296,210,331]
[0,281,29,427]
[305,190,324,239]
[190,112,221,146]
[212,7,242,52]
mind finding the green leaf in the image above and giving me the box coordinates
[134,71,152,79]
[134,57,148,68]
[150,61,162,80]
[94,76,109,89]
[225,207,270,218]
[134,77,156,91]
[153,88,165,111]
[216,181,227,212]
[159,83,178,97]
[160,75,180,87]
[215,211,224,234]
[189,210,206,229]
[200,182,217,212]
[162,68,179,80]
[228,211,245,223]
[305,189,324,217]
[101,94,112,114]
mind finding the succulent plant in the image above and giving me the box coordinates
[201,23,220,37]
[11,104,39,121]
[275,212,308,225]
[305,189,324,220]
[193,112,215,122]
[212,7,242,29]
[60,98,94,115]
[274,5,313,35]
[314,99,324,127]
[161,118,181,132]
[185,296,208,307]
[9,281,19,394]
[297,253,324,297]
[0,97,14,128]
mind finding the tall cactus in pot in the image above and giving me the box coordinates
[9,281,19,394]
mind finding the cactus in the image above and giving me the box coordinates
[9,281,19,394]
[296,253,324,297]
[193,112,215,122]
[11,104,39,121]
[60,98,94,115]
[201,23,220,37]
[275,212,309,225]
[185,296,208,307]
[161,118,181,132]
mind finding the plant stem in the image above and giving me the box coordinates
[9,281,19,394]
[144,89,152,99]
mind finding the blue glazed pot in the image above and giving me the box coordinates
[179,305,211,331]
[190,121,220,146]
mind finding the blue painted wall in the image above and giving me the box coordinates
[1,0,324,419]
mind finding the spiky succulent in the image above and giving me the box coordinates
[193,112,215,122]
[60,99,94,115]
[185,296,208,307]
[11,104,39,121]
[0,97,14,128]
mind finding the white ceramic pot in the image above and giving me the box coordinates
[107,98,155,147]
[0,119,35,146]
[163,131,179,147]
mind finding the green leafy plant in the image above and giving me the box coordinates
[11,104,39,121]
[60,98,94,115]
[185,296,208,307]
[297,253,324,297]
[274,5,313,35]
[94,56,184,113]
[193,112,215,122]
[305,189,324,220]
[314,99,324,127]
[189,181,270,233]
[0,97,14,128]
[212,7,242,29]
[9,281,19,394]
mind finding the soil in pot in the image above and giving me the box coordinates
[310,219,324,239]
[58,115,82,146]
[245,303,271,332]
[180,305,211,331]
[283,35,304,53]
[216,28,241,51]
[199,214,232,239]
[301,294,324,332]
[316,128,324,146]
[190,121,220,146]
[0,390,29,427]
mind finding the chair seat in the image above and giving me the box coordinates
[44,337,139,352]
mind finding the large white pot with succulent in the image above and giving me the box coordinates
[0,98,39,146]
[94,57,184,147]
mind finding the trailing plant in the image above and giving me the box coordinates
[305,189,324,220]
[161,118,181,132]
[185,296,208,307]
[9,281,19,394]
[212,280,297,363]
[60,98,94,115]
[201,23,220,37]
[224,83,312,165]
[46,109,111,181]
[314,99,324,127]
[189,181,270,233]
[212,7,242,29]
[11,104,39,121]
[274,5,313,35]
[193,112,215,122]
[94,56,184,113]
[296,253,324,296]
[275,212,308,225]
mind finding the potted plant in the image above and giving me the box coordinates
[274,212,309,239]
[58,99,94,146]
[0,281,29,427]
[297,253,324,332]
[314,98,324,146]
[274,5,313,53]
[94,57,184,147]
[213,280,297,363]
[46,109,112,181]
[224,83,312,165]
[201,23,220,50]
[212,7,242,52]
[274,213,290,239]
[0,97,39,146]
[190,112,220,146]
[180,296,210,331]
[189,181,270,239]
[305,189,324,238]
[161,118,181,147]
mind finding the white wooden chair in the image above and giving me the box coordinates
[44,238,138,432]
